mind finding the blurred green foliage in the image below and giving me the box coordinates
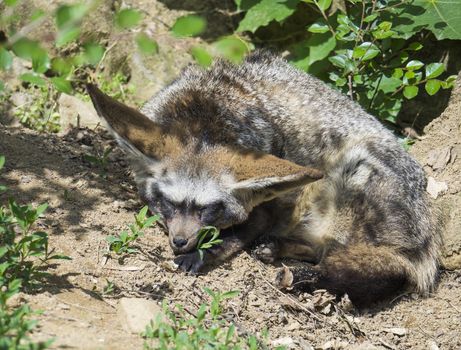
[0,0,459,129]
[234,0,459,123]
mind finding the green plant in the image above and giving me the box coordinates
[0,173,71,289]
[234,0,459,125]
[101,279,119,296]
[13,85,61,133]
[0,279,52,350]
[106,206,159,256]
[196,226,223,260]
[0,156,69,350]
[143,288,283,350]
[84,146,113,178]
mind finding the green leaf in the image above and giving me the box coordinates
[221,290,240,299]
[363,13,378,22]
[51,57,72,76]
[171,15,206,37]
[441,75,457,89]
[190,46,213,67]
[36,203,48,217]
[20,73,46,87]
[352,42,379,61]
[51,77,72,93]
[425,62,445,79]
[403,85,419,99]
[291,33,336,71]
[12,38,40,60]
[0,155,5,169]
[406,60,424,70]
[425,79,441,96]
[31,49,49,73]
[56,27,81,47]
[115,9,142,29]
[213,36,249,64]
[49,254,72,260]
[316,0,332,11]
[55,4,87,29]
[30,9,46,21]
[136,33,159,55]
[84,42,104,65]
[5,0,19,6]
[0,47,12,70]
[237,0,300,33]
[307,21,329,33]
[392,68,403,79]
[329,54,346,68]
[392,0,461,40]
[407,42,423,51]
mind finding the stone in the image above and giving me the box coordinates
[426,177,448,199]
[272,337,296,348]
[117,297,163,334]
[427,147,452,171]
[384,327,407,336]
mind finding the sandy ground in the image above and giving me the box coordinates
[1,74,461,349]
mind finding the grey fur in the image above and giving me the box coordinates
[88,51,442,306]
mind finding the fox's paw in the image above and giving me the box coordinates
[173,252,205,274]
[275,265,321,291]
[252,241,279,264]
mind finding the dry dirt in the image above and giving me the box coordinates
[1,74,461,349]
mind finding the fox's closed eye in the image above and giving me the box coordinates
[159,197,178,218]
[200,202,224,223]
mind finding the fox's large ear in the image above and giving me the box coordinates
[224,149,323,208]
[86,84,180,160]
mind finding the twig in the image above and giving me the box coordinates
[312,0,336,37]
[102,265,146,271]
[348,74,354,100]
[95,41,118,75]
[255,264,322,321]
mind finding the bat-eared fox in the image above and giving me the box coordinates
[87,51,441,307]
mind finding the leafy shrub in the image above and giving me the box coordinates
[233,0,460,124]
[0,156,70,349]
[143,288,284,350]
[13,85,61,133]
[2,0,460,133]
[106,206,159,256]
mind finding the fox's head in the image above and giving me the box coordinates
[87,84,322,254]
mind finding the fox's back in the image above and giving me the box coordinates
[143,52,398,167]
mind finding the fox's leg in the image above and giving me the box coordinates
[276,243,410,307]
[174,205,273,273]
[252,238,321,264]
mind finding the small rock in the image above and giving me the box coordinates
[384,327,407,337]
[426,147,452,171]
[426,177,448,199]
[320,339,349,349]
[427,341,439,350]
[272,337,295,348]
[117,297,163,334]
[286,321,301,331]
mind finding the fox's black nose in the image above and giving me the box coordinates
[173,237,188,248]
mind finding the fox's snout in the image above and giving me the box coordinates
[166,215,202,254]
